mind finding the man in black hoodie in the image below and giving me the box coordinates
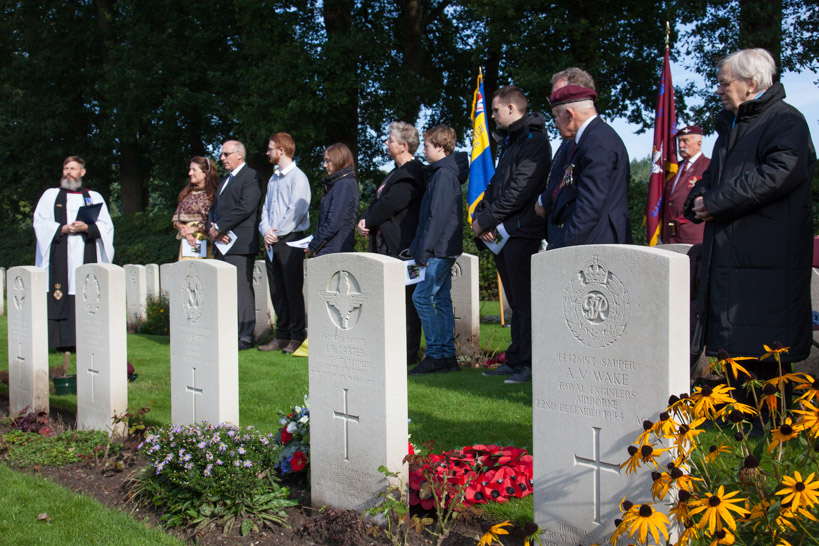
[472,86,552,384]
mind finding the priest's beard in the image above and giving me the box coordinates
[60,176,82,191]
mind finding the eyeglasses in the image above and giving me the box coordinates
[220,151,239,158]
[716,79,737,90]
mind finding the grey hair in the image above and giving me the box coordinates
[388,121,420,154]
[553,99,596,116]
[718,48,776,91]
[551,67,596,91]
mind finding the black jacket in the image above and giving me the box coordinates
[683,82,816,362]
[409,153,468,265]
[360,159,426,256]
[207,164,263,255]
[472,113,551,239]
[545,116,631,249]
[309,166,360,256]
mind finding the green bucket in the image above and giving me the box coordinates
[53,374,77,395]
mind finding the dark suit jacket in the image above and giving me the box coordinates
[546,116,631,249]
[207,164,263,255]
[539,139,572,240]
[660,154,710,244]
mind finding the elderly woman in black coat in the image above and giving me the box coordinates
[684,48,816,387]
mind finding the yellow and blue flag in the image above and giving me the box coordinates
[467,71,494,224]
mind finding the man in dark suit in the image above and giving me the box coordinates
[536,68,596,236]
[661,125,709,244]
[208,140,263,350]
[542,85,631,249]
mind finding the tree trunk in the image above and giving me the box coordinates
[323,0,358,155]
[739,0,783,80]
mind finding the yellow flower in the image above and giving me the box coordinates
[610,498,637,545]
[688,486,749,533]
[669,490,694,526]
[776,471,819,511]
[522,522,542,546]
[707,528,735,545]
[673,525,698,546]
[794,375,819,403]
[635,419,655,445]
[760,342,789,360]
[651,411,678,437]
[768,417,801,452]
[793,399,819,437]
[690,384,735,419]
[478,521,512,546]
[705,442,731,463]
[776,503,817,532]
[712,350,755,380]
[626,503,670,545]
[672,417,707,453]
[760,381,781,413]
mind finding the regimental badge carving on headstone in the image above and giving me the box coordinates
[450,261,462,278]
[182,264,204,323]
[320,270,366,330]
[83,273,101,315]
[129,269,137,284]
[563,255,629,348]
[12,275,26,311]
[252,263,263,286]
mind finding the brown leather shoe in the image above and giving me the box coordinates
[282,340,302,354]
[258,339,290,352]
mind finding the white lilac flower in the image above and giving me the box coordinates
[218,443,227,452]
[227,430,236,438]
[197,441,206,450]
[243,460,252,468]
[216,459,223,466]
[260,437,269,446]
[238,447,246,455]
[182,453,192,462]
[233,460,241,467]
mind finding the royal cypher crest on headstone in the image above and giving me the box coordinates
[532,246,689,546]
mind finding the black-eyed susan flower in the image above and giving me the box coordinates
[705,443,731,463]
[673,524,698,546]
[688,486,750,533]
[795,375,819,403]
[793,399,819,437]
[706,528,735,545]
[635,419,654,445]
[478,520,512,546]
[626,503,670,544]
[691,384,735,420]
[652,411,678,436]
[669,490,693,525]
[768,417,801,452]
[760,342,789,361]
[747,500,770,529]
[621,445,642,475]
[761,381,780,413]
[672,418,707,453]
[775,471,819,511]
[776,503,817,532]
[650,471,672,501]
[639,444,670,470]
[522,522,542,546]
[712,349,755,381]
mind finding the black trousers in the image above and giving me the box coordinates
[266,232,306,342]
[494,237,540,369]
[406,284,422,363]
[216,252,256,343]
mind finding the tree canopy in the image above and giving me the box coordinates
[0,0,816,223]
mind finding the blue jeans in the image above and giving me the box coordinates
[412,257,456,359]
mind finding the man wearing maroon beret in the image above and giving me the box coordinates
[661,125,709,244]
[543,85,631,248]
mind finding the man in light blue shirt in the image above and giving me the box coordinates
[257,132,311,354]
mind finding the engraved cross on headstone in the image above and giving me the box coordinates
[87,353,99,402]
[574,426,621,524]
[16,342,24,384]
[333,388,359,461]
[186,368,204,421]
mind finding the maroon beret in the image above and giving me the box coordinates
[678,125,703,136]
[549,85,598,107]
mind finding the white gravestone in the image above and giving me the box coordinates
[169,260,239,425]
[75,264,128,436]
[145,263,160,300]
[159,262,173,299]
[656,243,693,255]
[252,260,275,339]
[450,253,480,357]
[1,266,5,316]
[7,266,49,416]
[532,246,689,545]
[308,253,408,513]
[124,264,147,331]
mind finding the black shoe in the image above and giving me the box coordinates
[504,366,532,384]
[238,339,254,350]
[440,355,461,373]
[409,356,444,375]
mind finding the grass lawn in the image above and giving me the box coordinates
[0,464,181,545]
[0,300,535,523]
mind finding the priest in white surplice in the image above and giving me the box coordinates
[33,156,114,351]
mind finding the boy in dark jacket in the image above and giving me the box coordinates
[408,126,469,375]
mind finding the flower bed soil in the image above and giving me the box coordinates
[0,393,529,545]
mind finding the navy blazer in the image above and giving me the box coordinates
[208,164,263,255]
[546,117,631,249]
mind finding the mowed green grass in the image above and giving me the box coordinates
[0,301,534,522]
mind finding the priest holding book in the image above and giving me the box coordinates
[33,155,115,351]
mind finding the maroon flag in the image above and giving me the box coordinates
[645,47,677,246]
